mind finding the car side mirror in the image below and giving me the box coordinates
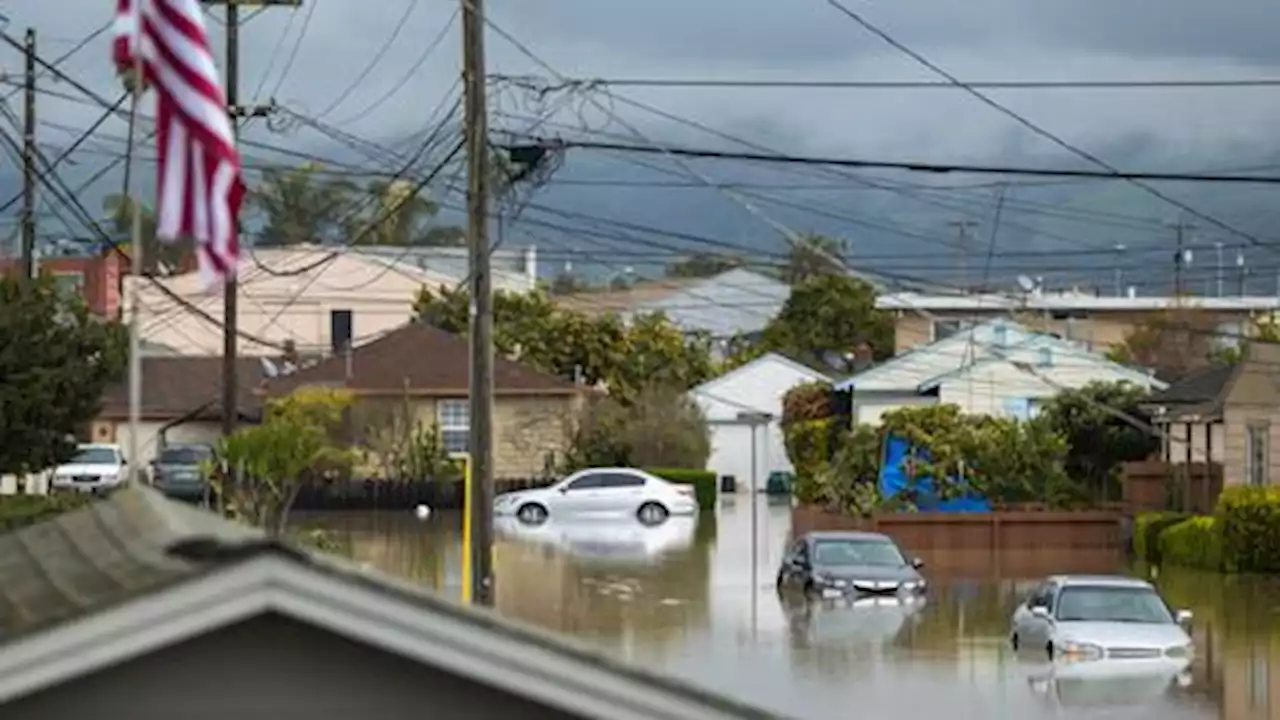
[1031,605,1050,619]
[1175,609,1193,625]
[558,486,569,494]
[911,557,925,569]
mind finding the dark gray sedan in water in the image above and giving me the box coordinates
[777,531,927,600]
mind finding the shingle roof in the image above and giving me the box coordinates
[99,356,266,421]
[0,489,263,641]
[1147,363,1236,405]
[0,488,787,720]
[266,322,579,396]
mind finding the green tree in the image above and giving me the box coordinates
[252,163,360,246]
[103,194,191,274]
[666,252,743,278]
[412,286,714,404]
[566,385,711,469]
[755,274,894,371]
[0,273,127,476]
[1037,381,1160,503]
[212,387,356,535]
[1105,307,1219,379]
[785,234,847,285]
[361,179,463,247]
[1212,313,1280,364]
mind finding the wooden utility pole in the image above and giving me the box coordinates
[462,0,496,607]
[20,28,36,280]
[204,0,295,437]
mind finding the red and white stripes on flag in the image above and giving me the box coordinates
[112,0,244,287]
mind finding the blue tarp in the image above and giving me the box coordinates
[878,434,991,512]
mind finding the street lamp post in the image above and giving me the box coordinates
[737,411,773,637]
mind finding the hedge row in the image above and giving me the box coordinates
[0,492,97,533]
[644,467,716,511]
[1136,485,1280,573]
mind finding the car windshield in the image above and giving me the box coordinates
[158,447,211,464]
[813,539,906,567]
[1055,585,1173,624]
[71,447,119,465]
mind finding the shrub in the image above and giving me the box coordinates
[1133,511,1190,565]
[781,381,834,425]
[644,467,716,511]
[784,418,839,502]
[0,492,97,533]
[566,386,711,470]
[1217,485,1280,573]
[1159,516,1225,571]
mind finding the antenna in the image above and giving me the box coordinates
[1016,275,1036,293]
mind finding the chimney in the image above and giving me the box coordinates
[330,309,353,355]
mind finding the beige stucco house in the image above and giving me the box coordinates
[266,322,586,478]
[0,487,783,720]
[125,245,538,357]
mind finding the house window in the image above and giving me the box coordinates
[1247,423,1269,486]
[437,399,470,453]
[932,319,972,341]
[1037,347,1053,367]
[53,272,84,298]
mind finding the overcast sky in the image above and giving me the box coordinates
[7,1,1280,164]
[4,0,1280,277]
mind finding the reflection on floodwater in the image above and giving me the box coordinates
[296,497,1279,719]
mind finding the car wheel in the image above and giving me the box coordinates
[637,502,669,526]
[516,503,549,525]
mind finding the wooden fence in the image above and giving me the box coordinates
[1121,460,1222,515]
[792,505,1124,552]
[291,477,555,511]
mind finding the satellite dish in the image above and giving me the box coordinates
[1016,275,1037,292]
[258,357,279,378]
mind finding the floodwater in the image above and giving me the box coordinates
[295,498,1280,720]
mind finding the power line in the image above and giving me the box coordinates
[820,0,1277,254]
[511,136,1280,185]
[491,74,1280,91]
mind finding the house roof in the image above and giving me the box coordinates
[642,269,790,338]
[0,487,786,720]
[1145,363,1237,406]
[556,278,703,316]
[690,352,831,400]
[837,318,1165,393]
[266,322,579,396]
[556,269,789,338]
[914,349,1167,393]
[99,356,266,421]
[835,318,1030,391]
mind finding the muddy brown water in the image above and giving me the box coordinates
[295,497,1279,720]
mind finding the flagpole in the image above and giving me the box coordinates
[123,48,144,486]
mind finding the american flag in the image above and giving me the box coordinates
[112,0,244,286]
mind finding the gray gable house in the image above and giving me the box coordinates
[0,488,787,720]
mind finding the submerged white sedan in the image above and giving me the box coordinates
[493,467,698,526]
[1010,574,1194,663]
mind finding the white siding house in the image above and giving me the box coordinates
[836,319,1165,424]
[689,353,830,493]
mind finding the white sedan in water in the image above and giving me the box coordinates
[1010,574,1194,663]
[493,467,698,526]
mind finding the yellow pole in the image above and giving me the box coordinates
[452,452,472,604]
